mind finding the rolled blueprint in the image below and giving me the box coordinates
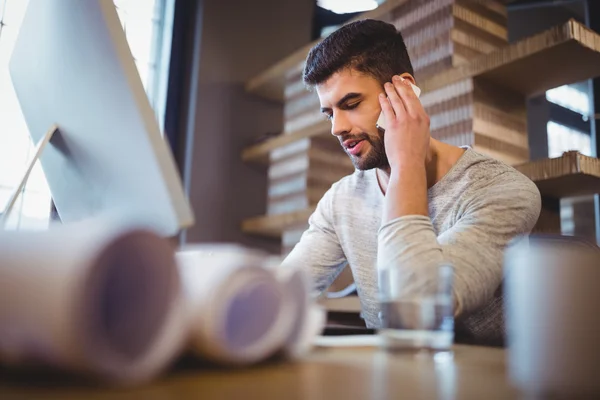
[0,218,186,385]
[177,244,290,366]
[266,258,326,358]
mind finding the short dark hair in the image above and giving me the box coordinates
[303,19,414,87]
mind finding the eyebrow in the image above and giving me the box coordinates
[320,92,362,113]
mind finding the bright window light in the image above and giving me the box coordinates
[546,84,590,116]
[317,0,379,14]
[547,121,591,159]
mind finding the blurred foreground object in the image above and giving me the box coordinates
[0,229,324,385]
[0,218,186,385]
[504,235,600,397]
[177,245,325,365]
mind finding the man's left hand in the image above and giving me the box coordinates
[378,75,430,171]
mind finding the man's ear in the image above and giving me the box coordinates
[399,73,417,86]
[398,74,421,98]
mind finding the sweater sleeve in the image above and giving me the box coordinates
[377,181,541,316]
[281,186,347,295]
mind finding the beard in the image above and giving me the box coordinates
[343,130,389,171]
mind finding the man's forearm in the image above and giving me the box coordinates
[382,162,428,223]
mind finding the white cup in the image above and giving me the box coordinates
[504,235,600,397]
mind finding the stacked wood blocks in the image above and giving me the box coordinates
[243,0,600,253]
[268,0,524,256]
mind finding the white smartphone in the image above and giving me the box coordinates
[376,82,421,130]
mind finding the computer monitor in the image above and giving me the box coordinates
[8,0,194,237]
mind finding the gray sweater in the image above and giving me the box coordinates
[282,148,541,345]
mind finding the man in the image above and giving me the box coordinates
[281,19,542,346]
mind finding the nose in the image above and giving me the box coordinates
[330,112,352,137]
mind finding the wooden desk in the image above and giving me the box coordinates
[0,344,519,399]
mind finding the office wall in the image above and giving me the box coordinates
[183,0,314,252]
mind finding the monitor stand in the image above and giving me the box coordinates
[1,124,59,228]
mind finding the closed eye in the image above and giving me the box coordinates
[323,102,360,121]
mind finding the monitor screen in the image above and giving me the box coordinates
[9,0,194,237]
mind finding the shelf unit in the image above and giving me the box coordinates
[240,1,600,248]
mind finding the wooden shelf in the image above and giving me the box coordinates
[244,153,600,238]
[242,20,600,163]
[246,6,596,103]
[515,152,600,199]
[241,207,315,238]
[244,0,410,102]
[421,19,600,97]
[242,121,330,164]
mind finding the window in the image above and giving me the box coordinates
[547,121,591,158]
[546,83,590,117]
[317,0,379,14]
[0,0,173,230]
[545,81,592,159]
[315,0,383,38]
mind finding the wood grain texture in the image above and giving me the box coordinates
[242,121,330,163]
[457,0,507,25]
[0,345,519,399]
[241,207,316,238]
[266,142,352,216]
[421,19,600,96]
[452,3,507,41]
[515,151,600,198]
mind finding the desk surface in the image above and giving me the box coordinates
[0,344,518,400]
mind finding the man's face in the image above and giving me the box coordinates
[316,68,387,170]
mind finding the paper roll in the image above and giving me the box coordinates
[266,259,325,358]
[0,218,186,385]
[177,244,289,366]
[313,335,381,348]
